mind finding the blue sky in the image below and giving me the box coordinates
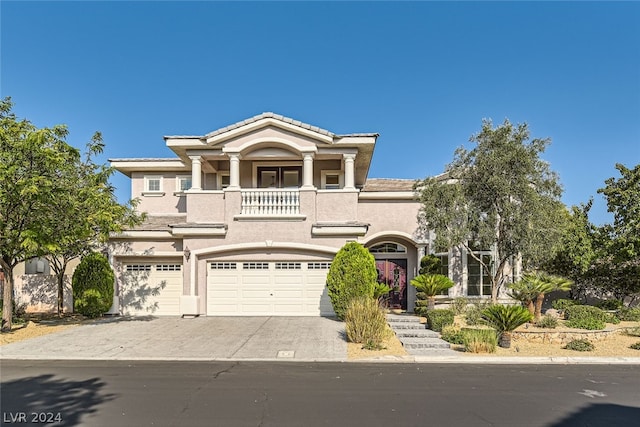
[2,1,639,226]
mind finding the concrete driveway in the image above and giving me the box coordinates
[0,316,347,361]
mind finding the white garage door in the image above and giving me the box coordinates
[207,261,334,316]
[120,263,183,316]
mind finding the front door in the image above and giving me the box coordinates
[375,259,407,310]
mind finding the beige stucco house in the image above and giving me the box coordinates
[12,113,501,315]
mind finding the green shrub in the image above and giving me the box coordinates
[565,317,606,330]
[564,305,608,322]
[426,309,455,332]
[564,339,594,352]
[552,299,580,311]
[451,297,469,315]
[624,327,640,337]
[536,314,558,329]
[481,305,533,333]
[344,296,389,350]
[617,307,640,321]
[440,325,465,345]
[326,242,378,320]
[597,299,623,310]
[464,303,489,326]
[0,298,27,324]
[72,252,114,318]
[462,329,497,353]
[606,313,621,325]
[411,274,454,311]
[630,342,640,351]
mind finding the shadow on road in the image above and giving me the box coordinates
[550,403,640,427]
[0,374,116,426]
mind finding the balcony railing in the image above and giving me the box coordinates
[240,189,300,215]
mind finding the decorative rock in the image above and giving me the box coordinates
[544,308,561,319]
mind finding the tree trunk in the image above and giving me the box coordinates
[534,293,545,322]
[1,266,14,332]
[427,297,435,310]
[57,271,65,317]
[498,331,512,348]
[526,300,535,317]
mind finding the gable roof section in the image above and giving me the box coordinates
[363,178,416,192]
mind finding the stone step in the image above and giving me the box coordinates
[386,315,422,323]
[399,337,452,350]
[394,329,440,338]
[387,322,425,330]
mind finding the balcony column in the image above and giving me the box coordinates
[302,153,315,189]
[189,156,202,190]
[228,153,241,190]
[343,153,356,190]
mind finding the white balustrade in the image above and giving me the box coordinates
[240,189,300,216]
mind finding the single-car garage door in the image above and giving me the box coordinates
[119,263,183,316]
[207,261,334,316]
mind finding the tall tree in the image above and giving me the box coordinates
[589,163,640,303]
[415,119,565,302]
[42,133,142,316]
[0,98,78,331]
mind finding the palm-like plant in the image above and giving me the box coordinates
[481,304,533,348]
[508,273,574,321]
[410,274,454,310]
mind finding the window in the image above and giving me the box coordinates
[275,262,301,270]
[220,174,230,189]
[257,167,302,188]
[467,252,492,297]
[125,264,152,272]
[321,170,343,190]
[368,242,407,253]
[144,176,163,194]
[156,264,182,271]
[242,262,269,270]
[210,262,237,270]
[25,258,49,274]
[435,253,449,295]
[176,176,191,192]
[308,262,331,270]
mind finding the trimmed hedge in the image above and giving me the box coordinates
[72,252,114,318]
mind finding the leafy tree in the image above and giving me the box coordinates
[42,133,141,316]
[326,242,378,320]
[415,119,566,302]
[589,163,640,303]
[72,252,114,318]
[1,98,78,331]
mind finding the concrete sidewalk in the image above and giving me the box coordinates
[2,316,640,364]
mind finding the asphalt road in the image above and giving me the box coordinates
[1,361,639,427]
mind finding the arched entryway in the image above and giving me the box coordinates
[368,242,409,310]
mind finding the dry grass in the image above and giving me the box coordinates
[0,313,87,346]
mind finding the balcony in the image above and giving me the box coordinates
[237,189,305,220]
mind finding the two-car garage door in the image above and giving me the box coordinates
[207,261,334,316]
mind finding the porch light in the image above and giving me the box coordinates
[184,247,191,261]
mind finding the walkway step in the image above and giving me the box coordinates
[395,329,440,338]
[387,322,425,330]
[399,337,451,350]
[386,315,421,323]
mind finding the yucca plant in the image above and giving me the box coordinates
[508,273,573,321]
[481,304,533,348]
[410,274,454,310]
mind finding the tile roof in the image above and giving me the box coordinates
[205,112,336,138]
[128,215,187,231]
[362,178,417,192]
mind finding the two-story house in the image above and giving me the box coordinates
[107,113,436,317]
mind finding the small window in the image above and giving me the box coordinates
[243,262,269,270]
[368,242,407,253]
[321,171,343,190]
[218,173,230,190]
[308,262,331,270]
[25,258,49,275]
[275,262,301,270]
[156,264,182,271]
[210,262,237,270]
[125,264,152,272]
[176,176,191,192]
[144,176,163,194]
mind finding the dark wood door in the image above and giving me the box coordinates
[375,259,407,310]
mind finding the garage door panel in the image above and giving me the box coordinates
[120,263,183,316]
[207,261,333,316]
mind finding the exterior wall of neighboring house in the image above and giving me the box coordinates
[12,258,77,313]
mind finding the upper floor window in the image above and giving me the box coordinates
[144,175,163,195]
[321,170,343,190]
[218,173,230,190]
[258,166,301,188]
[369,242,407,253]
[176,176,191,192]
[25,257,49,275]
